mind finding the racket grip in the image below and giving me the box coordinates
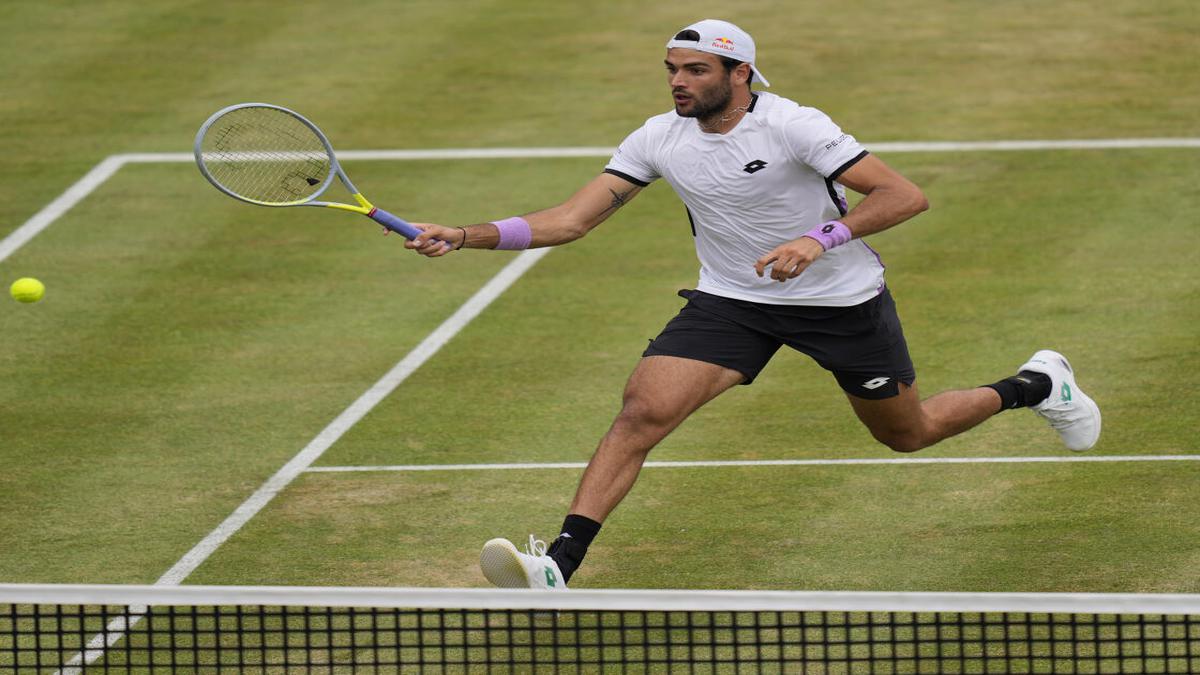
[367,207,422,240]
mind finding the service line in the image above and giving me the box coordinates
[305,454,1200,473]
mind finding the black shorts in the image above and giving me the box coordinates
[642,288,916,399]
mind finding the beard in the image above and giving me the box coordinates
[674,77,734,123]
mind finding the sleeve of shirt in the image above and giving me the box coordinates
[604,123,660,187]
[783,108,869,180]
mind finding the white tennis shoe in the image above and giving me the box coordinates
[1018,349,1101,451]
[480,535,567,590]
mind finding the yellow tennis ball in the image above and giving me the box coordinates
[10,277,45,303]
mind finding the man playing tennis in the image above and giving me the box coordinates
[405,19,1101,590]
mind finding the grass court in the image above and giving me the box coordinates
[0,1,1197,593]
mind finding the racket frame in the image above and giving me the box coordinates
[194,103,423,239]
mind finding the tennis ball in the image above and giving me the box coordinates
[10,277,45,304]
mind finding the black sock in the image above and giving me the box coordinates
[985,371,1052,411]
[546,514,601,583]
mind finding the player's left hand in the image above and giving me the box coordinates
[754,237,826,282]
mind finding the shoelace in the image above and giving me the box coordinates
[524,534,548,558]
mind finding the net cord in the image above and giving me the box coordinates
[2,584,1199,615]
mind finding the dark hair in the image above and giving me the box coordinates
[671,29,754,84]
[719,56,749,79]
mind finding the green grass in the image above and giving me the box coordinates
[0,0,1197,595]
[190,459,1200,593]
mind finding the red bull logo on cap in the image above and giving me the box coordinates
[711,37,735,51]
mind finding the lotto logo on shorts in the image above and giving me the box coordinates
[862,377,891,390]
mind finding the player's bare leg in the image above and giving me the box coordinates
[480,355,743,588]
[848,349,1100,453]
[569,355,746,521]
[846,383,1002,453]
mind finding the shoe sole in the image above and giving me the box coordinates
[1023,350,1101,451]
[480,538,531,588]
[1047,350,1102,451]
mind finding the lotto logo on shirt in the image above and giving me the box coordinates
[711,37,735,51]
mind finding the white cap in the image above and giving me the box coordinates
[665,19,770,88]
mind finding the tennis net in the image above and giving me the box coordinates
[2,584,1198,673]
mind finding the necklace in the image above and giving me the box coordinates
[698,103,750,133]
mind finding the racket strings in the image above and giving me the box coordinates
[199,108,333,205]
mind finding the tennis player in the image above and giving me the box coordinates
[405,19,1101,590]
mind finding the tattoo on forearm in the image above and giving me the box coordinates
[600,188,635,217]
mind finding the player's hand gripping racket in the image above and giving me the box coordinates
[194,103,439,244]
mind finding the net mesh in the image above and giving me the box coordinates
[4,590,1200,673]
[197,106,332,205]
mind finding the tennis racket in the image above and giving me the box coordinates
[194,103,438,244]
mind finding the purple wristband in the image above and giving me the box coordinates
[492,216,532,250]
[802,220,852,251]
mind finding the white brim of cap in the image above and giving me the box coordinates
[665,41,770,87]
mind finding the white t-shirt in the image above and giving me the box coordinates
[605,91,884,306]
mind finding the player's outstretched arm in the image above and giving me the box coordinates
[405,173,643,257]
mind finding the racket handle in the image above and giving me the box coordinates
[367,207,422,240]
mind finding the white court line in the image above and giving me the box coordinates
[305,454,1200,473]
[155,250,550,586]
[0,156,127,265]
[117,137,1200,165]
